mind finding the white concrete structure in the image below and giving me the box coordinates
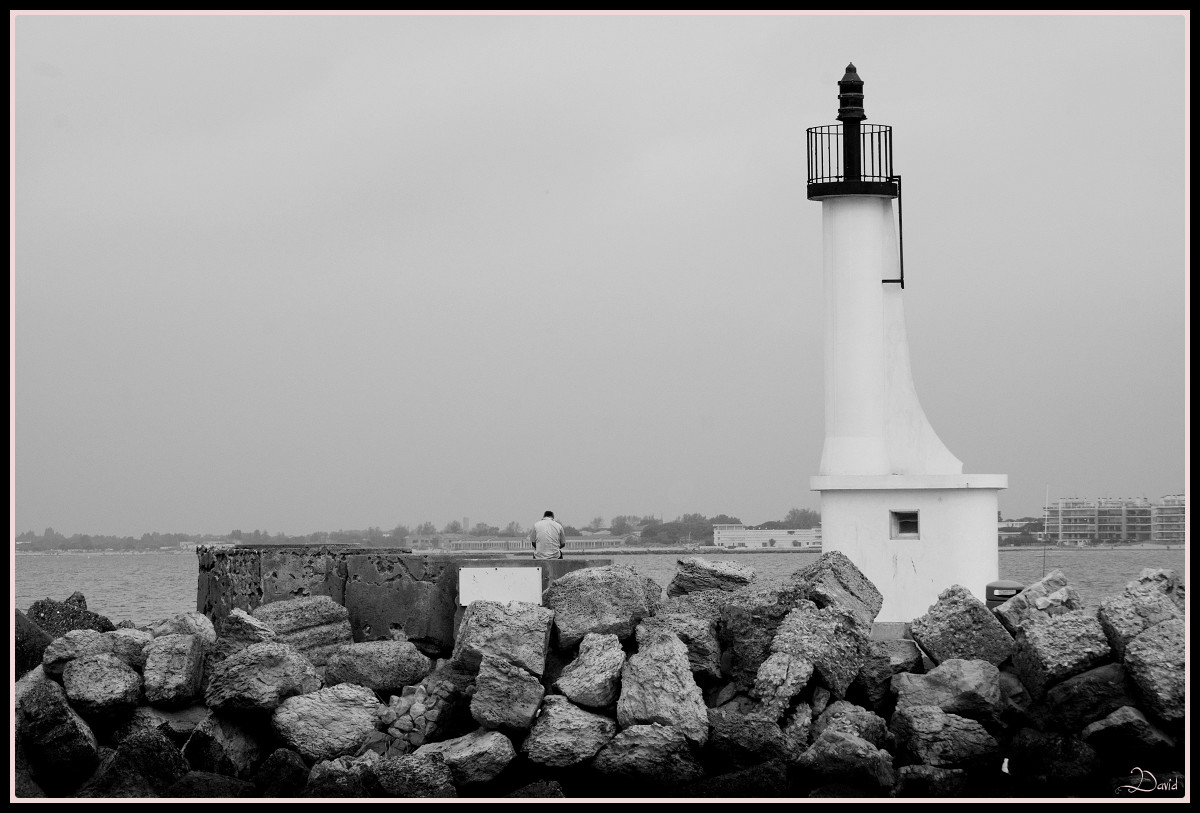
[807,65,1006,622]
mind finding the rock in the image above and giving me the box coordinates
[1043,663,1137,732]
[794,729,895,792]
[77,729,188,798]
[769,600,870,699]
[142,633,205,708]
[414,728,516,785]
[849,639,924,711]
[666,556,756,597]
[112,704,209,747]
[42,628,116,678]
[521,695,618,768]
[252,595,354,667]
[811,686,832,718]
[252,748,311,798]
[13,744,45,798]
[272,683,385,762]
[591,723,706,787]
[1122,617,1184,722]
[1098,586,1182,660]
[164,771,259,798]
[470,654,545,732]
[704,705,786,772]
[1126,568,1184,608]
[1007,727,1101,793]
[752,650,813,720]
[1011,610,1112,699]
[778,550,883,629]
[893,764,970,798]
[554,632,625,709]
[182,711,264,780]
[812,700,890,749]
[145,611,217,645]
[325,640,433,693]
[616,626,708,747]
[717,588,792,692]
[542,563,662,649]
[62,654,142,724]
[16,609,54,679]
[638,612,722,682]
[386,660,477,750]
[1081,705,1176,756]
[205,608,278,677]
[992,570,1082,633]
[889,705,999,770]
[304,753,375,798]
[911,585,1015,666]
[450,600,553,676]
[782,701,815,760]
[891,659,1001,725]
[14,669,99,793]
[366,752,457,797]
[506,779,566,797]
[661,587,745,627]
[66,591,88,609]
[105,628,153,671]
[204,640,322,713]
[682,759,790,798]
[26,597,117,639]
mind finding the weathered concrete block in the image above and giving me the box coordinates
[639,611,722,683]
[889,705,999,770]
[204,640,321,713]
[617,627,708,747]
[325,640,433,693]
[1043,663,1136,732]
[554,632,625,709]
[543,564,661,650]
[450,600,553,676]
[142,634,205,708]
[892,659,1001,725]
[522,695,617,768]
[414,729,515,786]
[272,683,385,762]
[1098,585,1182,660]
[993,570,1082,634]
[779,551,884,629]
[770,600,870,699]
[912,585,1015,666]
[1122,617,1184,723]
[718,589,792,692]
[252,595,353,667]
[666,556,756,597]
[1011,610,1112,699]
[471,654,545,732]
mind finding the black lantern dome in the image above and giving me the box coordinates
[807,63,899,200]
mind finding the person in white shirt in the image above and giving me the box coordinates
[528,510,566,560]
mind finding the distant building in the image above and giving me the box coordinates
[712,524,821,549]
[1043,496,1183,546]
[1151,495,1186,545]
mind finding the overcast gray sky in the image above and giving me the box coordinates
[12,12,1187,537]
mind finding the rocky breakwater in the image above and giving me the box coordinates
[13,556,1186,798]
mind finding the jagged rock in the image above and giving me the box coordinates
[911,585,1015,666]
[450,600,553,676]
[554,632,625,708]
[638,612,722,682]
[182,711,264,780]
[770,600,871,700]
[325,640,433,693]
[752,650,814,719]
[273,683,385,762]
[1043,663,1136,732]
[662,587,744,627]
[42,629,116,677]
[522,695,617,767]
[506,779,566,797]
[683,758,790,798]
[889,705,999,770]
[1126,568,1185,608]
[204,641,321,713]
[142,634,205,708]
[850,639,924,710]
[1122,617,1184,723]
[893,764,970,798]
[617,625,708,746]
[591,723,706,787]
[16,609,54,679]
[992,570,1082,633]
[26,597,117,638]
[66,591,88,609]
[782,701,815,760]
[62,654,142,724]
[15,668,99,793]
[304,752,377,798]
[778,551,883,629]
[366,752,457,797]
[542,564,662,649]
[414,728,515,785]
[165,771,259,797]
[105,628,153,671]
[252,595,354,667]
[471,654,544,732]
[1011,610,1112,699]
[77,729,188,798]
[206,608,278,678]
[252,748,310,798]
[705,704,786,772]
[666,556,756,597]
[112,704,209,747]
[718,588,792,692]
[892,659,1001,725]
[146,611,217,645]
[794,730,895,791]
[1081,705,1176,756]
[813,700,890,749]
[1007,727,1101,792]
[1099,586,1182,660]
[385,660,477,750]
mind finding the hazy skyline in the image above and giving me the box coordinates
[12,12,1187,537]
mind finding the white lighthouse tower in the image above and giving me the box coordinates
[807,64,1007,622]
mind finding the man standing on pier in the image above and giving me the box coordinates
[529,510,566,560]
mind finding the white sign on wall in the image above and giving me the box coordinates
[458,567,543,606]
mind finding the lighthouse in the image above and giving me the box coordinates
[807,64,1007,622]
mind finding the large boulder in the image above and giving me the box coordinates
[449,600,553,676]
[272,683,385,762]
[414,729,516,786]
[1011,610,1112,699]
[26,596,117,639]
[470,654,545,732]
[325,640,433,693]
[252,595,354,667]
[554,632,625,709]
[591,723,706,788]
[1122,617,1184,723]
[889,705,1000,770]
[850,639,925,711]
[1081,705,1176,757]
[104,628,153,672]
[62,654,142,725]
[145,611,217,646]
[181,711,265,781]
[41,629,116,678]
[1098,583,1182,660]
[717,588,793,692]
[205,641,322,713]
[304,752,376,798]
[1125,568,1184,608]
[638,612,722,682]
[812,700,890,749]
[911,585,1015,666]
[365,752,457,798]
[891,659,1001,725]
[14,669,99,793]
[793,730,895,793]
[778,551,883,629]
[77,729,190,798]
[16,609,54,679]
[384,661,477,751]
[522,695,618,768]
[666,556,756,597]
[1043,663,1137,732]
[768,600,870,699]
[142,634,206,708]
[661,588,743,627]
[992,570,1083,633]
[542,564,662,649]
[616,625,708,747]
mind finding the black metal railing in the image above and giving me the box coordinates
[806,123,894,184]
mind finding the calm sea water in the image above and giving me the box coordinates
[12,547,1187,627]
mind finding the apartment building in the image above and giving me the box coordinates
[712,524,822,549]
[1151,494,1186,545]
[1043,495,1183,545]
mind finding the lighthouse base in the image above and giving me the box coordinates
[811,474,1007,622]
